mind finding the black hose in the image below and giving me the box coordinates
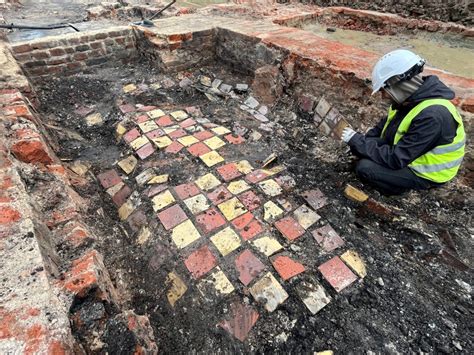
[149,0,177,21]
[0,23,80,32]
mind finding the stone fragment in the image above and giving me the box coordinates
[170,110,189,121]
[112,185,132,207]
[302,189,328,210]
[166,272,187,307]
[312,224,345,252]
[148,174,169,184]
[225,134,245,145]
[263,201,284,221]
[184,194,210,214]
[211,227,242,256]
[195,173,221,191]
[85,112,103,126]
[227,180,251,195]
[123,83,137,93]
[151,190,175,211]
[315,97,331,118]
[219,302,259,342]
[198,267,234,296]
[136,227,151,245]
[254,113,269,123]
[200,76,212,86]
[293,205,321,229]
[319,121,332,135]
[136,168,156,185]
[344,184,369,202]
[200,150,224,167]
[340,250,367,278]
[118,155,138,175]
[296,281,331,315]
[184,245,217,279]
[235,83,249,93]
[244,96,259,109]
[318,257,358,292]
[252,236,283,256]
[275,216,305,241]
[174,182,200,199]
[70,161,90,176]
[171,220,201,249]
[118,199,135,220]
[235,250,266,286]
[271,255,305,281]
[212,78,222,88]
[119,104,135,114]
[249,272,288,312]
[220,84,232,93]
[218,197,247,221]
[148,109,166,119]
[157,204,188,230]
[204,136,226,150]
[258,179,282,197]
[195,208,226,234]
[116,123,127,138]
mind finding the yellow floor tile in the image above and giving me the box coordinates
[217,197,247,221]
[227,180,251,195]
[123,83,137,93]
[293,205,321,229]
[163,125,179,134]
[148,109,166,119]
[204,136,226,150]
[198,267,234,296]
[211,126,231,135]
[262,165,286,176]
[136,168,156,185]
[210,227,241,256]
[130,136,149,150]
[341,250,367,278]
[171,220,201,249]
[147,174,169,184]
[178,135,200,147]
[117,155,138,175]
[170,110,189,121]
[258,179,282,197]
[195,173,221,191]
[166,271,187,307]
[116,123,127,137]
[152,136,173,148]
[138,120,159,133]
[235,160,253,174]
[344,184,369,202]
[252,235,283,256]
[152,190,175,211]
[263,201,284,221]
[200,151,224,167]
[249,272,288,312]
[184,194,210,214]
[118,200,134,220]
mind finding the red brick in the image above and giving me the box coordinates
[0,206,21,224]
[112,185,132,207]
[187,142,211,157]
[157,204,188,230]
[168,128,187,139]
[165,141,184,154]
[224,134,245,145]
[97,169,122,189]
[271,255,305,281]
[318,256,357,292]
[184,245,217,279]
[237,190,261,211]
[195,207,226,234]
[216,163,242,181]
[11,140,54,164]
[274,216,305,241]
[12,44,32,54]
[73,52,87,61]
[123,128,140,143]
[207,185,232,205]
[245,170,269,184]
[235,250,265,286]
[193,130,214,141]
[179,118,196,128]
[174,182,200,199]
[155,115,173,127]
[136,143,155,160]
[312,224,344,252]
[15,128,40,140]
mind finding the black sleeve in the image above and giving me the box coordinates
[348,114,443,170]
[365,116,387,138]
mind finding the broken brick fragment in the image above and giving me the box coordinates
[11,140,54,164]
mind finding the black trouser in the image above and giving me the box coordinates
[355,159,441,195]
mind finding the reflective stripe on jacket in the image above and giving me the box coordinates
[381,99,465,183]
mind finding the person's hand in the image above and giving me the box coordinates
[341,127,357,143]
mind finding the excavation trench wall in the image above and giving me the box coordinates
[2,9,474,351]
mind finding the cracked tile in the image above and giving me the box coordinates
[195,208,226,234]
[340,250,367,278]
[165,141,184,153]
[232,212,263,241]
[184,245,217,279]
[136,168,156,185]
[312,224,344,252]
[235,249,266,286]
[171,220,201,249]
[275,216,305,241]
[296,281,331,315]
[218,197,247,221]
[166,271,187,307]
[152,190,175,211]
[258,179,282,197]
[271,255,305,281]
[263,201,284,222]
[207,185,233,205]
[238,190,261,211]
[123,128,140,144]
[163,125,180,134]
[293,205,321,229]
[227,180,251,195]
[200,150,224,167]
[98,169,121,189]
[195,173,221,191]
[118,199,135,220]
[179,118,196,128]
[235,160,253,174]
[302,189,328,210]
[168,128,187,139]
[136,143,155,160]
[174,182,200,200]
[184,194,210,215]
[224,134,245,145]
[198,266,234,297]
[211,227,241,256]
[246,170,270,184]
[204,136,226,150]
[318,256,358,292]
[249,272,288,312]
[216,163,242,182]
[219,302,259,342]
[148,174,169,184]
[252,236,283,256]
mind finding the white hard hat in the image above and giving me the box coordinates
[371,49,425,95]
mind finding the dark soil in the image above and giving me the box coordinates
[36,61,473,354]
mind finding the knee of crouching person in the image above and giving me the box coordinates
[355,159,374,180]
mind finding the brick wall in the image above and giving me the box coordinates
[9,26,138,81]
[295,0,473,25]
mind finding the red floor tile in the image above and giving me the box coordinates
[168,128,187,139]
[219,302,259,342]
[119,104,135,114]
[184,245,217,279]
[318,256,357,292]
[193,130,214,141]
[195,207,226,234]
[245,170,269,184]
[138,105,157,112]
[147,184,168,198]
[224,134,246,145]
[207,186,233,205]
[112,185,132,207]
[232,212,263,240]
[146,129,165,139]
[302,189,328,210]
[135,114,149,123]
[97,169,121,189]
[179,118,196,128]
[165,141,184,154]
[136,143,155,160]
[237,190,261,211]
[312,224,345,252]
[174,182,200,200]
[123,128,140,144]
[235,250,265,286]
[271,255,305,281]
[217,163,242,181]
[155,115,174,127]
[187,142,211,157]
[157,204,188,230]
[274,216,305,241]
